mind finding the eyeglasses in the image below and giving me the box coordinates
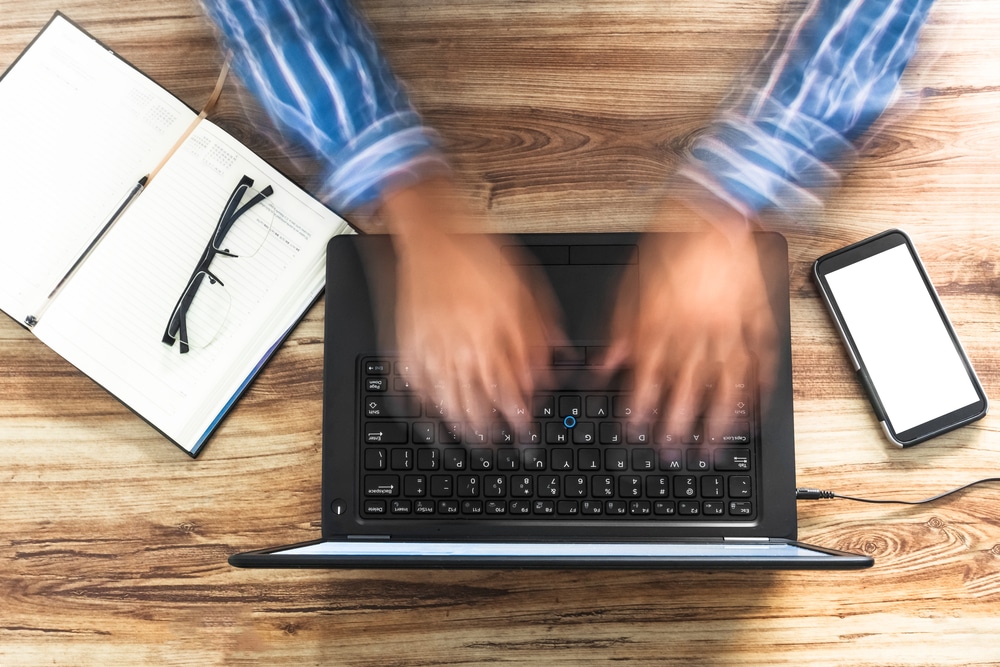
[162,175,274,353]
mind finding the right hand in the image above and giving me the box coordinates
[382,178,561,428]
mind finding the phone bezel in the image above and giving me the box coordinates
[812,229,988,447]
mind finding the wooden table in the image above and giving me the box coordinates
[3,0,1000,664]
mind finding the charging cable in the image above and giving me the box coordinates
[796,477,1000,505]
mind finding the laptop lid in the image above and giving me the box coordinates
[230,232,871,569]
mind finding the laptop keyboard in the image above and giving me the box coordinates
[359,354,756,521]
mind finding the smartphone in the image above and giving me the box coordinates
[813,229,988,447]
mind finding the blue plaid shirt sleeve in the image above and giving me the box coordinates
[200,0,447,212]
[677,0,937,218]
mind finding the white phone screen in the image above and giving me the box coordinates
[825,244,979,434]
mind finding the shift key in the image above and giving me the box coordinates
[365,422,408,444]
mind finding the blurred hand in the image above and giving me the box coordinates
[606,198,779,439]
[382,178,559,427]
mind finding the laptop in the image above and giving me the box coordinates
[230,232,872,569]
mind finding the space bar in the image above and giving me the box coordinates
[534,369,633,392]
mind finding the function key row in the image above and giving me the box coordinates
[364,498,754,518]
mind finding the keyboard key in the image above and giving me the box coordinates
[403,475,426,496]
[618,476,642,498]
[412,422,435,444]
[586,395,609,418]
[715,448,751,471]
[366,377,388,392]
[416,447,439,470]
[557,500,579,515]
[564,475,587,497]
[686,449,711,471]
[559,396,582,417]
[533,396,555,418]
[538,476,560,497]
[364,475,399,497]
[646,475,670,497]
[578,448,601,471]
[604,448,627,471]
[605,501,627,515]
[439,423,462,444]
[364,500,387,514]
[497,448,520,470]
[509,500,531,515]
[729,501,753,516]
[492,424,515,445]
[551,449,574,470]
[484,475,506,497]
[654,501,676,516]
[511,476,534,496]
[443,448,467,470]
[626,422,650,444]
[533,500,555,515]
[524,449,546,470]
[457,475,479,497]
[546,422,570,444]
[390,448,413,470]
[518,422,542,444]
[390,500,412,515]
[631,448,655,471]
[470,449,493,471]
[365,360,389,375]
[592,475,614,497]
[674,475,697,498]
[364,422,407,444]
[572,422,596,444]
[365,395,420,418]
[659,449,683,471]
[629,501,652,516]
[599,422,622,444]
[364,448,386,470]
[678,501,700,515]
[430,475,453,497]
[701,475,724,498]
[707,421,751,445]
[703,501,725,516]
[729,476,752,498]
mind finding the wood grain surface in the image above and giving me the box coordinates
[3,0,1000,664]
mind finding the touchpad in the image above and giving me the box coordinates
[503,242,639,346]
[540,263,637,345]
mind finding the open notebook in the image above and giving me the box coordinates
[0,14,353,456]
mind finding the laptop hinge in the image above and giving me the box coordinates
[347,535,390,540]
[724,537,770,542]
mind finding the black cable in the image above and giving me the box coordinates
[796,477,1000,505]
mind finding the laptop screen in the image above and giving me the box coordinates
[271,540,836,559]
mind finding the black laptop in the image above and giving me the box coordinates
[230,232,872,569]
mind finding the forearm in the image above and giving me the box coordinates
[678,0,937,218]
[200,0,447,211]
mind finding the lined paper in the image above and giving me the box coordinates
[35,120,351,451]
[0,15,193,324]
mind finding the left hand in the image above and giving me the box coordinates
[605,199,779,439]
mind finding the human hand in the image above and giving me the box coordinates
[382,179,560,428]
[606,200,779,440]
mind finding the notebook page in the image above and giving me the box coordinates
[35,121,351,453]
[0,15,195,326]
